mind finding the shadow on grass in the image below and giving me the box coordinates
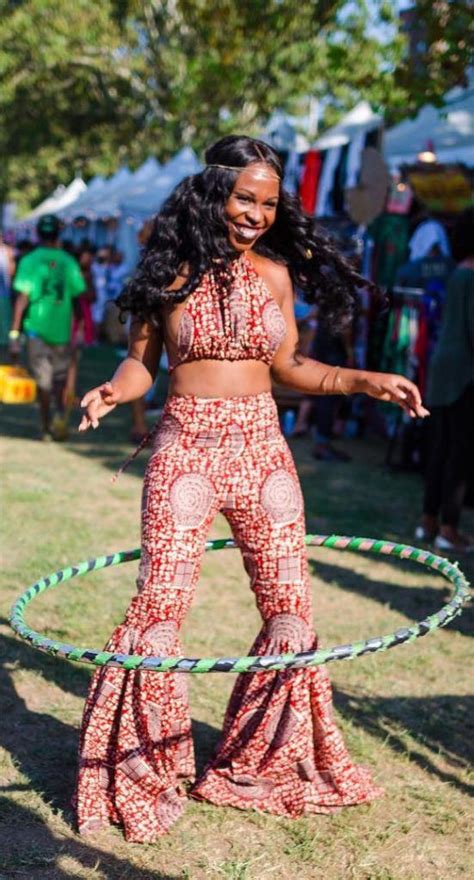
[0,399,146,478]
[0,624,220,829]
[334,689,474,798]
[0,626,90,812]
[0,799,179,880]
[0,617,91,699]
[308,555,473,638]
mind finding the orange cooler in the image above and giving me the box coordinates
[0,365,37,404]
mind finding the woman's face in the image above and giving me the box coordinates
[225,163,280,252]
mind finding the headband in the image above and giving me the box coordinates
[206,163,281,182]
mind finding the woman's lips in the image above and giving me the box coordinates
[231,221,264,241]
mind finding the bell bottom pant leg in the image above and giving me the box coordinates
[74,434,220,843]
[192,433,383,816]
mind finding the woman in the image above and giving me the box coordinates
[76,136,428,843]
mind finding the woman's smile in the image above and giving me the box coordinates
[230,220,265,242]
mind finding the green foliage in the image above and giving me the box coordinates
[0,0,470,214]
[0,0,141,211]
[394,1,473,116]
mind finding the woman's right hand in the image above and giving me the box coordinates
[78,381,121,431]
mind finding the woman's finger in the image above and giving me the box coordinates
[81,390,100,408]
[398,378,430,415]
[395,392,429,418]
[402,388,430,418]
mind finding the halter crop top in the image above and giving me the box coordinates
[167,253,287,373]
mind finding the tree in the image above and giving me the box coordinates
[0,0,141,212]
[0,0,470,215]
[394,1,473,117]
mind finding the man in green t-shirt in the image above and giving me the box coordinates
[9,214,85,440]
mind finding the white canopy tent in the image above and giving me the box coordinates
[60,167,133,223]
[24,177,87,223]
[117,147,202,265]
[384,76,474,168]
[55,174,106,223]
[313,102,383,151]
[77,158,162,222]
[17,147,201,262]
[119,147,202,220]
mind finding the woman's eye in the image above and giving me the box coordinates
[237,195,251,203]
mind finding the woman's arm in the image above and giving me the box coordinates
[79,319,163,431]
[112,319,163,402]
[271,269,429,419]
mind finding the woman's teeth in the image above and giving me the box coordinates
[233,223,260,240]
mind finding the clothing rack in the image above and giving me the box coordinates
[382,286,429,470]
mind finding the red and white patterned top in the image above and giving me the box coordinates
[168,253,287,373]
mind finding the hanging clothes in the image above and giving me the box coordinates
[299,150,322,214]
[345,130,367,189]
[316,147,342,217]
[332,145,349,214]
[369,214,410,290]
[283,150,303,195]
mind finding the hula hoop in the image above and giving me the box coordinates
[9,535,470,674]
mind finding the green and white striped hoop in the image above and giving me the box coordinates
[9,535,471,674]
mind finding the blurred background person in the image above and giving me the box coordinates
[309,314,353,461]
[91,246,112,340]
[107,248,129,301]
[415,208,474,551]
[9,214,85,440]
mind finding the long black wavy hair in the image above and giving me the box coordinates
[118,135,374,329]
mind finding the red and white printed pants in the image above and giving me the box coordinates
[75,392,382,842]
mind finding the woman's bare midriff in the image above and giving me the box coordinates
[168,359,272,398]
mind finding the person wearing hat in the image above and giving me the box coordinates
[9,213,85,440]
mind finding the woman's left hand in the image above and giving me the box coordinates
[358,371,430,419]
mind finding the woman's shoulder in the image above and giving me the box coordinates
[248,252,292,295]
[250,252,289,275]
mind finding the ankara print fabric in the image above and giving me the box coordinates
[167,252,287,372]
[75,392,382,843]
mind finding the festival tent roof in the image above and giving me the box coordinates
[25,177,88,222]
[55,173,109,220]
[264,111,310,152]
[60,167,134,221]
[81,157,163,221]
[384,76,474,168]
[313,102,383,151]
[119,147,202,220]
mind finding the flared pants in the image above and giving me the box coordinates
[75,392,382,842]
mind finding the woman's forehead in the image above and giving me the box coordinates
[233,164,280,197]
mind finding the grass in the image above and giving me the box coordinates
[0,344,473,879]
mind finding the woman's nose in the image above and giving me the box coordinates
[245,206,264,225]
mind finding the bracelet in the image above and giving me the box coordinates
[8,329,20,340]
[333,367,349,396]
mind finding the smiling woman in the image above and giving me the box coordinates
[74,135,428,843]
